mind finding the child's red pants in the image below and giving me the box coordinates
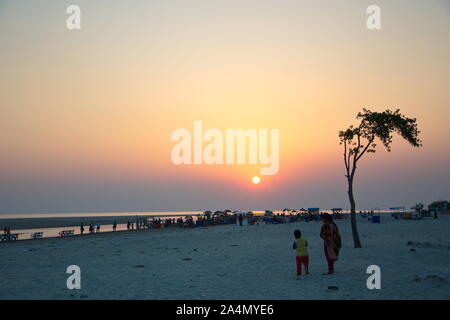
[296,256,309,275]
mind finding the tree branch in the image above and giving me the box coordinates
[347,146,353,177]
[344,139,349,175]
[355,134,375,162]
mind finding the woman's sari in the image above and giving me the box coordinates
[320,223,342,261]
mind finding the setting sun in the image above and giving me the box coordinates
[252,176,261,184]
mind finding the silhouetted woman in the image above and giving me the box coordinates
[320,213,342,274]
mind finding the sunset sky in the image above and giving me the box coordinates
[1,0,449,214]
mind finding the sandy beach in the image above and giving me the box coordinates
[0,214,448,300]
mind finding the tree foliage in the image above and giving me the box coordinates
[339,108,422,178]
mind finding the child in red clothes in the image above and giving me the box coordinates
[293,229,309,277]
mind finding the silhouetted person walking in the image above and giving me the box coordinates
[320,213,341,275]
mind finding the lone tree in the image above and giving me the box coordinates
[339,109,422,248]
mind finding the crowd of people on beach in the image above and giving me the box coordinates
[79,221,108,234]
[2,208,439,243]
[1,210,340,241]
[81,221,119,234]
[72,213,257,235]
[76,216,201,235]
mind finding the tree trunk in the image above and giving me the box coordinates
[348,177,362,248]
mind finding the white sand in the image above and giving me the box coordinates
[0,214,449,299]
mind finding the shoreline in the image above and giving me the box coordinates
[1,224,186,245]
[0,214,198,230]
